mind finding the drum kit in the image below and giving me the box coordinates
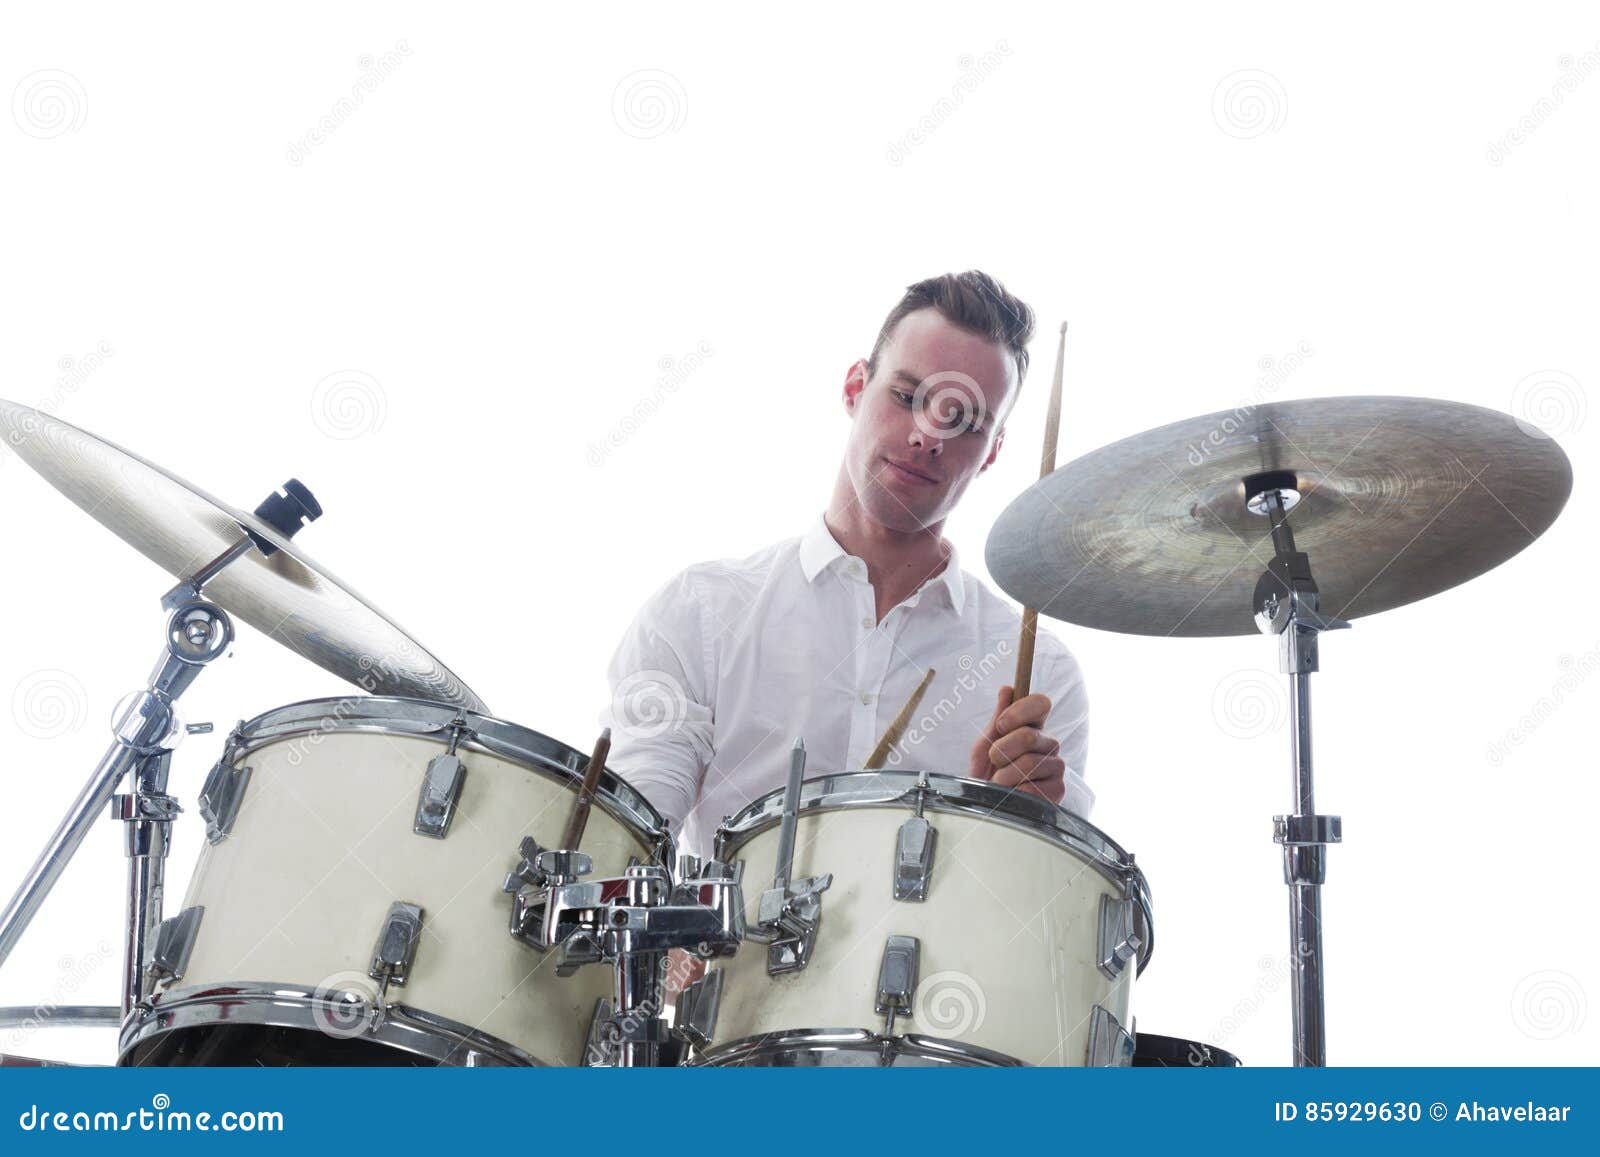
[0,379,1572,1069]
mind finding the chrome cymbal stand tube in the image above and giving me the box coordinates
[1247,476,1348,1067]
[0,481,320,1015]
[0,595,233,1011]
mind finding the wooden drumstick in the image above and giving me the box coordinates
[561,726,611,850]
[1012,321,1069,699]
[864,667,937,770]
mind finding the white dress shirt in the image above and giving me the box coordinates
[599,514,1091,859]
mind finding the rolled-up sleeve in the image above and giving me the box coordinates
[598,570,717,835]
[1036,633,1092,819]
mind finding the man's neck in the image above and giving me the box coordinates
[825,483,952,622]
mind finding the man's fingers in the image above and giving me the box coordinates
[994,691,1052,735]
[990,755,1066,790]
[968,685,1014,780]
[988,727,1060,768]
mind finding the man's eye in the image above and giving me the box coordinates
[893,390,914,405]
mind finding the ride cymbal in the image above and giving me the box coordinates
[985,395,1572,637]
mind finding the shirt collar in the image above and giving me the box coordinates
[799,513,965,609]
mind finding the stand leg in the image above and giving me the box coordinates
[0,744,143,971]
[0,600,232,981]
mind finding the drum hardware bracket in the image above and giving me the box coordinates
[582,997,616,1065]
[1086,1004,1135,1067]
[874,934,921,1040]
[503,840,595,951]
[1097,892,1145,981]
[146,905,204,986]
[752,874,832,974]
[673,968,724,1050]
[198,739,252,845]
[893,775,938,902]
[1250,485,1346,1067]
[506,859,744,1066]
[369,901,425,1003]
[413,717,471,839]
[751,737,833,974]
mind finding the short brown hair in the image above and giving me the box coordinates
[866,270,1036,394]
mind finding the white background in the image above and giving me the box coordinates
[0,3,1594,1067]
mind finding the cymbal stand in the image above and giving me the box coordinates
[1247,475,1348,1067]
[0,481,322,1020]
[0,597,233,1016]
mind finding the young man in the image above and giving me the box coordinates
[600,270,1089,859]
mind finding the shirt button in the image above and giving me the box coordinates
[859,691,873,705]
[860,615,874,629]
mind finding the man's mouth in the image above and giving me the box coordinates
[882,456,939,485]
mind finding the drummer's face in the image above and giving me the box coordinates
[842,308,1016,531]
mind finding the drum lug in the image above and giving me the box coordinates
[413,717,471,839]
[583,997,616,1066]
[893,815,936,902]
[198,728,251,845]
[1087,1004,1136,1067]
[673,968,724,1049]
[754,874,831,974]
[146,905,204,985]
[874,934,921,1036]
[368,901,424,990]
[1097,894,1145,980]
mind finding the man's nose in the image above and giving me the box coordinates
[907,423,944,456]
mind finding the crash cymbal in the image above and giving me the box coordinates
[0,398,487,711]
[985,395,1573,637]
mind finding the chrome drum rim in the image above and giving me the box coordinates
[714,770,1153,973]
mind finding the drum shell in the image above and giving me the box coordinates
[705,773,1151,1066]
[121,698,667,1066]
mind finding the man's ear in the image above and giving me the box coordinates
[978,426,1006,474]
[843,359,868,416]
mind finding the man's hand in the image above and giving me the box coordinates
[968,685,1066,803]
